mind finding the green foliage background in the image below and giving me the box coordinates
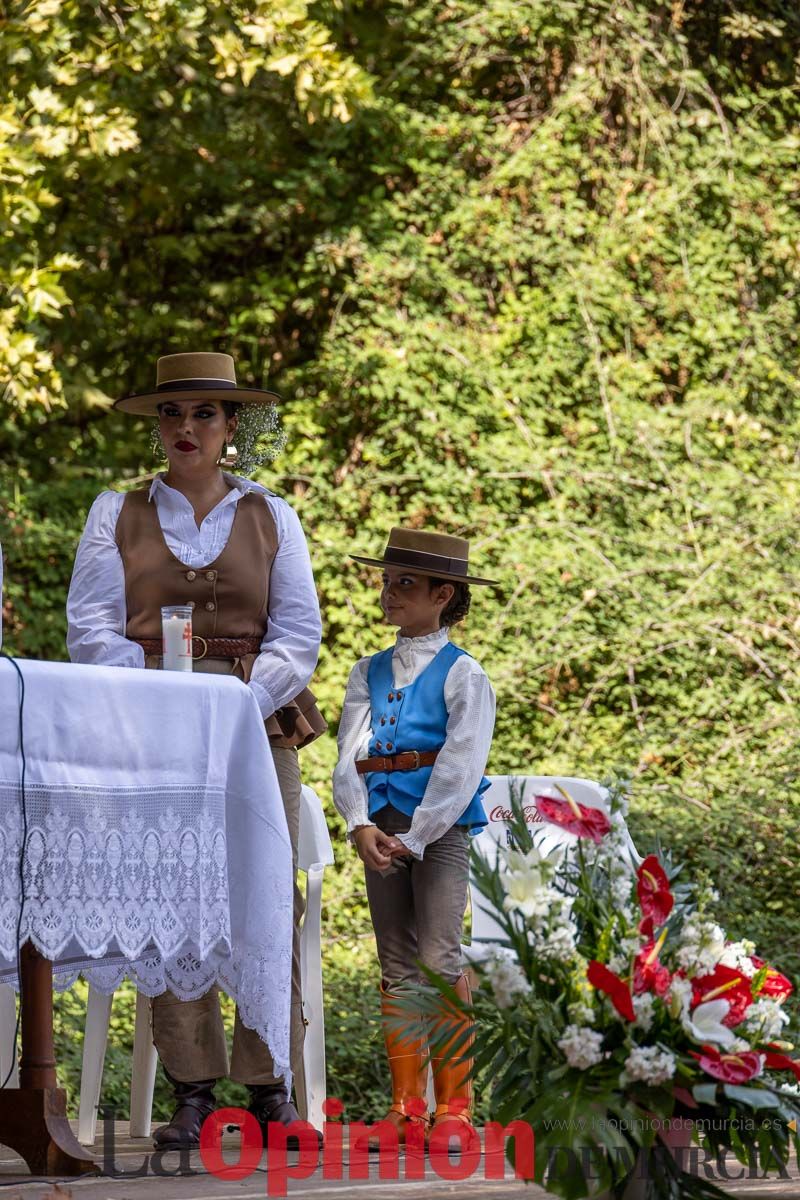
[2,0,799,1119]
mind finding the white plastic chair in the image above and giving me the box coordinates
[0,983,19,1087]
[297,783,334,1131]
[463,774,638,962]
[77,987,156,1143]
[76,783,334,1144]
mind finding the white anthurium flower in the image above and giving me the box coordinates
[500,844,569,921]
[501,876,553,921]
[682,998,736,1048]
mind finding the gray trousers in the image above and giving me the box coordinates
[151,745,306,1092]
[364,804,470,992]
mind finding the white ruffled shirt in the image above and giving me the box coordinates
[332,627,495,859]
[66,474,321,719]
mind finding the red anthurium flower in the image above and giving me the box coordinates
[535,787,611,844]
[587,960,636,1022]
[636,855,674,927]
[638,914,654,939]
[750,957,794,1002]
[690,1046,763,1084]
[763,1051,800,1082]
[634,936,672,997]
[691,964,753,1027]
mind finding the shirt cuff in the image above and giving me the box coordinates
[395,831,425,861]
[248,677,275,720]
[346,814,374,842]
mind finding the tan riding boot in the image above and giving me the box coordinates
[430,974,478,1145]
[371,986,431,1146]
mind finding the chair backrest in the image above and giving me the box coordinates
[468,774,611,944]
[297,784,335,874]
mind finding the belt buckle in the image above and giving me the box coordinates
[411,750,421,769]
[191,635,208,660]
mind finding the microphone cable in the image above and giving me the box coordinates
[0,651,27,1089]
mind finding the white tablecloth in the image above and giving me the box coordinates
[0,657,293,1083]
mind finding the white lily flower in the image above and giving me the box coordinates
[682,998,736,1048]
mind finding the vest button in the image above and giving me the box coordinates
[388,692,394,701]
[390,717,396,725]
[380,718,386,726]
[386,741,393,750]
[185,570,197,581]
[205,601,216,612]
[205,570,217,581]
[376,741,382,749]
[396,691,403,700]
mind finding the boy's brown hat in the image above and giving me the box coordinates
[351,527,497,586]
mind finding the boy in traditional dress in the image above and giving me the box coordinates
[333,527,496,1143]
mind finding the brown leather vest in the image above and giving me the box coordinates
[115,488,325,748]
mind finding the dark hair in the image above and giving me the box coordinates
[429,577,471,627]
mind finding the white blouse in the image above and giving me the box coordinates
[332,627,496,859]
[66,473,322,720]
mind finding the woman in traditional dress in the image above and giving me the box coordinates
[67,351,324,1148]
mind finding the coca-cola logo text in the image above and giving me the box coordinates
[489,804,544,824]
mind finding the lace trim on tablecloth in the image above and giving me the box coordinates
[0,784,292,1084]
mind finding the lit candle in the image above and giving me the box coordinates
[161,605,193,672]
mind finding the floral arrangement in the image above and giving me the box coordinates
[451,780,800,1199]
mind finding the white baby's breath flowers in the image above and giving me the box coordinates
[743,998,790,1042]
[610,874,631,908]
[667,974,693,1021]
[558,1024,605,1071]
[622,1045,676,1087]
[540,926,578,961]
[568,1000,595,1025]
[633,993,656,1032]
[482,947,532,1010]
[675,914,728,974]
[719,940,757,976]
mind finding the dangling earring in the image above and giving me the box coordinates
[219,441,239,467]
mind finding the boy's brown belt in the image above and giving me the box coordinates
[355,750,439,775]
[134,635,262,660]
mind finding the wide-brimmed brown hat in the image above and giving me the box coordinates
[351,527,497,586]
[114,352,281,415]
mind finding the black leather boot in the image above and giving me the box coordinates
[247,1083,322,1150]
[152,1071,217,1150]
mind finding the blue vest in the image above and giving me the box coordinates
[365,641,488,834]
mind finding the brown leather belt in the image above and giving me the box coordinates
[135,636,263,661]
[356,750,439,775]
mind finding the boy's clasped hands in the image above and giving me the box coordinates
[352,825,411,870]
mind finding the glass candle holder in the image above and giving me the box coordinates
[161,605,193,672]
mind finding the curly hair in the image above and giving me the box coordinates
[429,577,471,627]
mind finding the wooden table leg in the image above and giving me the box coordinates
[0,943,99,1175]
